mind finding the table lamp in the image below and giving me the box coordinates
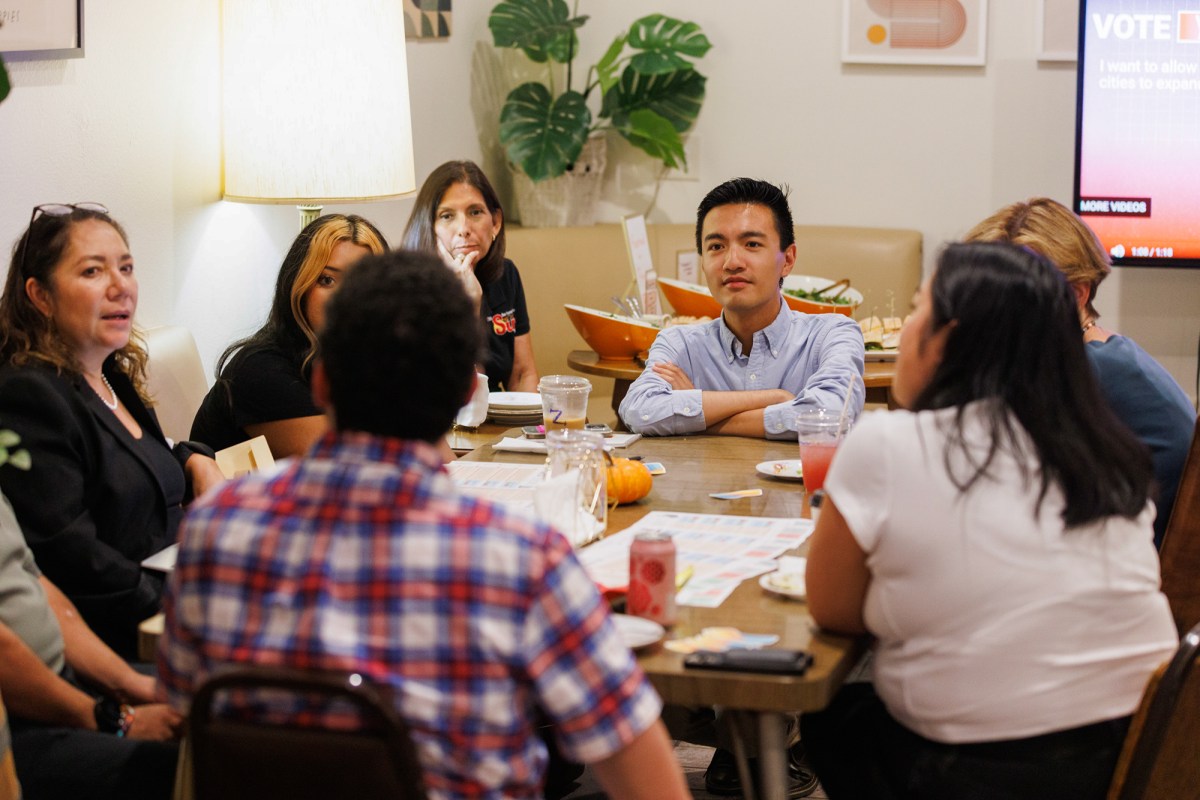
[222,0,415,228]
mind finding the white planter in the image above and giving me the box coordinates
[511,134,607,228]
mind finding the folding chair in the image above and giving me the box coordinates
[188,666,427,800]
[1107,622,1200,799]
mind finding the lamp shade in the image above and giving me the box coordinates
[222,0,415,204]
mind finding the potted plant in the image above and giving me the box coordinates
[0,22,10,106]
[489,0,711,225]
[0,428,30,471]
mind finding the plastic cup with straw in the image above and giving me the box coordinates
[796,374,860,493]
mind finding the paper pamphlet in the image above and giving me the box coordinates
[215,435,275,480]
[577,512,815,608]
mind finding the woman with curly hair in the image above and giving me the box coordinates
[0,203,222,657]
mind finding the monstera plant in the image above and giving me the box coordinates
[0,428,30,471]
[489,0,711,182]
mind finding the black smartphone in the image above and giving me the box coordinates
[521,426,545,439]
[584,423,613,437]
[683,649,813,675]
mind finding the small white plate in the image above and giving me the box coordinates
[611,614,665,651]
[756,459,804,481]
[488,391,542,409]
[760,571,807,601]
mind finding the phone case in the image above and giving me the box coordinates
[683,649,813,675]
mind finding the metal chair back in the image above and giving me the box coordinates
[189,666,427,800]
[1160,420,1200,635]
[1108,623,1200,800]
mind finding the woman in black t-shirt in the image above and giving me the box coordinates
[402,161,540,392]
[190,214,388,456]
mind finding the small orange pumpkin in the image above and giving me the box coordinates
[606,457,653,505]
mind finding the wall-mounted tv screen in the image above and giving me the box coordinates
[1074,0,1200,269]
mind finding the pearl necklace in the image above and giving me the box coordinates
[95,373,118,411]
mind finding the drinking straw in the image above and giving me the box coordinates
[587,479,604,516]
[835,373,861,440]
[675,565,695,592]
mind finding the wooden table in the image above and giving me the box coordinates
[143,429,864,799]
[461,430,866,800]
[567,349,898,420]
[446,422,513,454]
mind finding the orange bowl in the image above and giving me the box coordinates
[781,274,863,317]
[658,277,723,319]
[564,304,661,360]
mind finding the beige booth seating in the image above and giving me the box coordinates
[143,325,210,445]
[507,223,923,398]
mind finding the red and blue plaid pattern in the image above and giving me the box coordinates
[159,432,661,799]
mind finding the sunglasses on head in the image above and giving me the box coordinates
[18,202,109,278]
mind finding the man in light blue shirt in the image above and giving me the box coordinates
[620,178,865,439]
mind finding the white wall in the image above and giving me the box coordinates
[1,0,1196,400]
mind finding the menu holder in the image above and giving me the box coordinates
[622,214,661,316]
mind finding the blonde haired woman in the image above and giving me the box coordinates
[965,198,1195,546]
[191,214,388,456]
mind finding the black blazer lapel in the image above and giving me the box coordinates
[81,370,172,507]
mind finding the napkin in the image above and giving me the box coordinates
[533,468,604,547]
[141,543,178,573]
[455,373,490,428]
[774,556,808,575]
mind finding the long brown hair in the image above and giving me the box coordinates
[0,206,150,399]
[401,160,507,285]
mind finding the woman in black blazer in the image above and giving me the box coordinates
[0,203,222,658]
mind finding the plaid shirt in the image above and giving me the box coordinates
[158,432,661,799]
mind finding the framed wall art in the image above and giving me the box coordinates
[843,0,988,66]
[1037,0,1078,61]
[0,0,82,57]
[404,0,450,39]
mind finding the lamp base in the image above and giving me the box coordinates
[297,205,323,230]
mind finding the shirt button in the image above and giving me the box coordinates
[683,406,692,413]
[750,374,757,380]
[772,350,778,356]
[642,414,650,421]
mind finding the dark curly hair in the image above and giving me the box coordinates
[318,250,483,442]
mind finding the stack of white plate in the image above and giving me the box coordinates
[487,392,543,425]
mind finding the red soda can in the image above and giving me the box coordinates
[628,532,676,626]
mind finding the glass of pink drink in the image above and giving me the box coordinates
[796,407,847,493]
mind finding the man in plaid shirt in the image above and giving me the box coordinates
[158,251,688,799]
